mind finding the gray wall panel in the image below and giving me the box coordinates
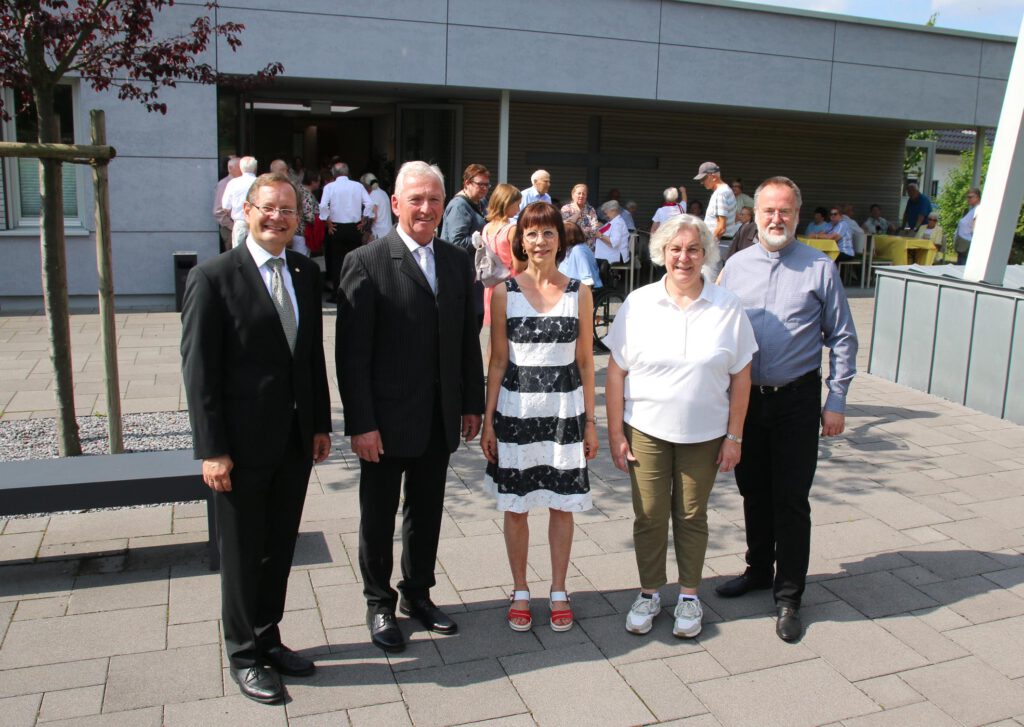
[448,0,659,42]
[930,287,974,404]
[868,275,904,381]
[215,10,447,84]
[659,3,835,60]
[964,295,1014,417]
[108,233,220,295]
[833,24,981,75]
[106,158,218,234]
[447,27,658,98]
[1005,304,1024,425]
[981,40,1014,79]
[977,79,1008,127]
[896,281,938,392]
[218,0,447,22]
[657,46,831,112]
[829,64,979,125]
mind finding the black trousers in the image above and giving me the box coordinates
[733,374,821,607]
[358,400,450,615]
[214,413,312,668]
[326,222,361,293]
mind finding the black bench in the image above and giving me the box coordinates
[0,449,218,570]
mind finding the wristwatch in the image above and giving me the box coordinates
[725,433,743,444]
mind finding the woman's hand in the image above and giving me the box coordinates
[583,421,600,460]
[717,438,741,472]
[609,431,635,472]
[480,422,498,464]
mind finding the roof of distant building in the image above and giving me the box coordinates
[934,128,996,154]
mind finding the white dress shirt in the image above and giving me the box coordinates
[222,172,256,222]
[318,176,372,224]
[246,237,299,326]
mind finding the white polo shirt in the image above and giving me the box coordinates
[604,277,757,443]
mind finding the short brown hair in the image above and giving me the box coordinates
[462,163,490,185]
[512,202,566,263]
[563,221,586,248]
[486,183,522,222]
[245,172,298,207]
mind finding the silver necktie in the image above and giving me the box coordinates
[266,258,297,353]
[416,245,436,294]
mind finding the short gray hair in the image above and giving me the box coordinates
[754,176,803,210]
[601,200,620,215]
[649,214,719,270]
[394,161,446,198]
[332,162,350,179]
[239,156,257,174]
[662,187,679,203]
[531,169,550,184]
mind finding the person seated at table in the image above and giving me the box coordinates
[862,204,892,234]
[915,212,944,254]
[808,208,855,262]
[804,207,830,235]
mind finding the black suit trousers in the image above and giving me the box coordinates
[358,397,450,614]
[733,378,821,607]
[215,413,312,668]
[326,222,361,293]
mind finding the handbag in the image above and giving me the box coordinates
[472,230,511,288]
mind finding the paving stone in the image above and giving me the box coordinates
[900,656,1024,726]
[436,533,538,591]
[695,614,815,674]
[167,566,220,624]
[840,701,959,726]
[458,716,537,727]
[811,519,914,561]
[13,595,68,620]
[876,611,969,662]
[0,561,77,603]
[315,582,370,630]
[0,659,108,700]
[854,674,924,709]
[38,706,163,726]
[689,658,879,727]
[431,607,544,665]
[42,507,172,546]
[918,575,1024,624]
[163,694,287,726]
[891,564,944,588]
[501,643,654,726]
[398,657,526,727]
[840,489,950,531]
[663,651,730,684]
[38,685,104,722]
[900,541,1007,580]
[67,568,168,615]
[0,693,42,727]
[0,600,14,644]
[37,538,128,561]
[346,701,409,726]
[167,620,219,649]
[656,716,723,727]
[819,571,938,618]
[946,615,1024,678]
[798,601,927,680]
[278,607,330,656]
[284,647,401,717]
[0,605,165,669]
[2,516,49,534]
[984,566,1024,600]
[572,551,644,592]
[288,709,352,727]
[951,473,1024,502]
[576,610,702,665]
[616,659,707,722]
[933,516,1024,551]
[0,531,43,562]
[308,565,357,588]
[104,644,222,712]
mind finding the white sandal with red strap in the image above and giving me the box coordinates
[507,590,532,632]
[549,591,573,632]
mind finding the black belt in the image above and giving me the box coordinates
[755,368,820,395]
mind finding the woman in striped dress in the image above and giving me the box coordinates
[481,201,599,633]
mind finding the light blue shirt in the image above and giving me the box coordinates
[558,244,602,288]
[520,186,551,209]
[719,240,858,413]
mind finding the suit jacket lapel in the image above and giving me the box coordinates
[388,232,434,297]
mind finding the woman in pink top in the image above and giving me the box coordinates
[483,183,524,326]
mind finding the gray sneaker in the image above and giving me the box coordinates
[673,598,703,638]
[625,592,661,634]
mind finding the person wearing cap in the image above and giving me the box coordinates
[716,176,857,643]
[361,173,393,241]
[694,162,738,246]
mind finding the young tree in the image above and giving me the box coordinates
[0,1,281,455]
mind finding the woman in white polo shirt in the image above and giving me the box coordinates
[604,214,756,640]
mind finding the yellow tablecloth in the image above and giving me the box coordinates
[797,237,839,260]
[872,235,937,266]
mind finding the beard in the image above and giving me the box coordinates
[757,220,795,249]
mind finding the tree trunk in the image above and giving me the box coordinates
[35,86,82,456]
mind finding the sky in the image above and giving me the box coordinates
[739,0,1024,37]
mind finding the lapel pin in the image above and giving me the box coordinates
[294,267,300,273]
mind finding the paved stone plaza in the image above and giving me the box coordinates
[1,296,1023,726]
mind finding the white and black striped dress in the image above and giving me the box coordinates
[484,278,592,513]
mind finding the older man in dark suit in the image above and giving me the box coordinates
[336,161,485,653]
[181,173,332,704]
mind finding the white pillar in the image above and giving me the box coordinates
[498,90,510,184]
[964,18,1024,284]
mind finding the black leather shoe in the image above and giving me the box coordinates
[368,612,406,653]
[265,644,316,677]
[776,605,803,642]
[399,597,459,635]
[715,571,773,598]
[230,664,284,704]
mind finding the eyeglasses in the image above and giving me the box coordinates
[829,211,841,217]
[523,229,558,242]
[251,204,297,218]
[759,208,795,219]
[469,179,490,188]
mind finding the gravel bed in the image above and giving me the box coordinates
[0,411,193,462]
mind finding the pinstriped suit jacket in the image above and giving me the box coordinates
[335,230,485,458]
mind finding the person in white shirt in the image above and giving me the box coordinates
[955,187,981,264]
[595,201,630,264]
[222,156,258,249]
[650,187,685,234]
[604,212,755,640]
[319,162,372,300]
[213,156,240,253]
[861,204,892,235]
[360,173,393,241]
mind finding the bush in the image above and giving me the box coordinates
[937,145,1024,263]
